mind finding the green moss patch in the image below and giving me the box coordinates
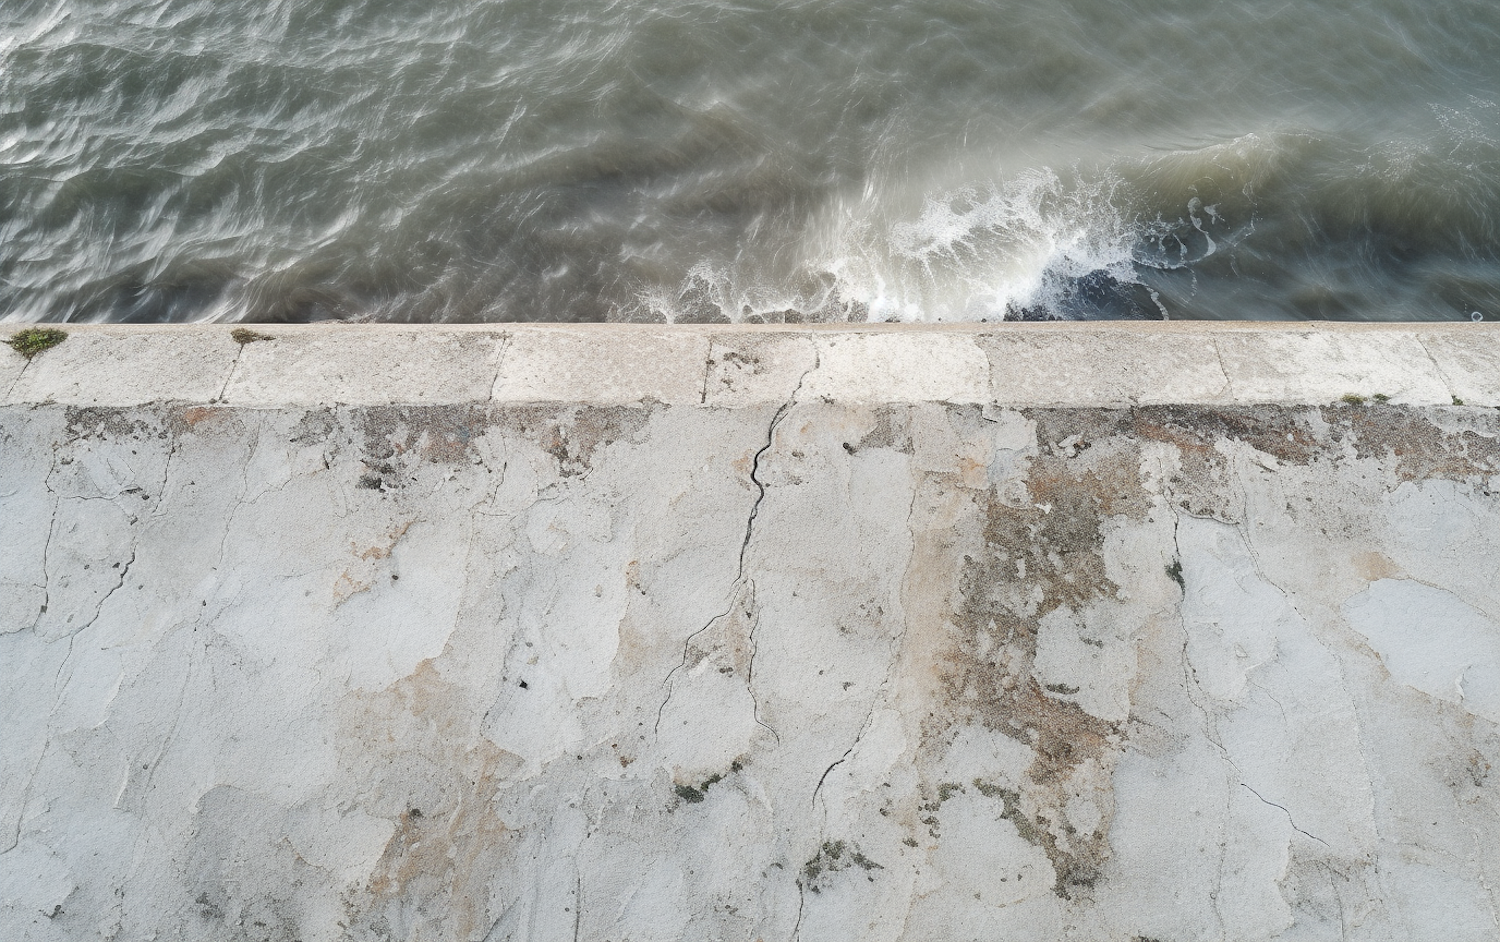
[4,327,67,359]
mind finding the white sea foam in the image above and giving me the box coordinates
[645,160,1238,323]
[839,168,1143,321]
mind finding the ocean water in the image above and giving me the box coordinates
[2,0,1498,324]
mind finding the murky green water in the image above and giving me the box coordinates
[3,0,1499,323]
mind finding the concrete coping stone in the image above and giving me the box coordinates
[2,322,1497,408]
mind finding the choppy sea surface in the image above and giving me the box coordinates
[3,0,1499,324]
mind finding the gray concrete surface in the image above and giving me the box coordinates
[2,324,1499,941]
[3,322,1498,408]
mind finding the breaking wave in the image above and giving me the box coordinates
[636,156,1241,323]
[637,121,1500,324]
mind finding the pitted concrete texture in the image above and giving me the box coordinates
[2,325,1500,941]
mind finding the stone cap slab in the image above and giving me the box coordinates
[3,322,1496,407]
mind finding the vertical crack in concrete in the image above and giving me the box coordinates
[1414,335,1460,404]
[486,332,513,404]
[129,640,194,809]
[150,431,181,519]
[741,581,779,744]
[655,357,817,738]
[810,436,916,860]
[1203,498,1325,858]
[35,498,57,633]
[699,339,717,405]
[1168,504,1230,937]
[469,459,511,519]
[790,878,806,942]
[809,485,916,810]
[572,873,582,942]
[4,355,29,402]
[212,457,254,590]
[80,548,136,639]
[4,495,123,855]
[653,591,740,735]
[809,639,902,811]
[1169,500,1332,933]
[216,342,247,404]
[811,742,856,811]
[1,742,48,856]
[26,452,64,632]
[49,636,76,702]
[738,360,813,579]
[1210,336,1234,401]
[1233,470,1309,622]
[738,356,817,740]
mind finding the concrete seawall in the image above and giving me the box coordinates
[3,324,1500,940]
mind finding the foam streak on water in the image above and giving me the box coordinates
[2,0,1499,323]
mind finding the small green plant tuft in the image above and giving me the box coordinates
[231,328,273,345]
[1453,396,1466,406]
[1372,393,1391,402]
[4,327,67,359]
[1340,393,1367,405]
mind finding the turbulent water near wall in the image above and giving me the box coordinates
[2,0,1499,324]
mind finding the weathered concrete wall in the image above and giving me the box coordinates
[2,324,1500,941]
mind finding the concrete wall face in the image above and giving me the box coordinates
[2,327,1500,941]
